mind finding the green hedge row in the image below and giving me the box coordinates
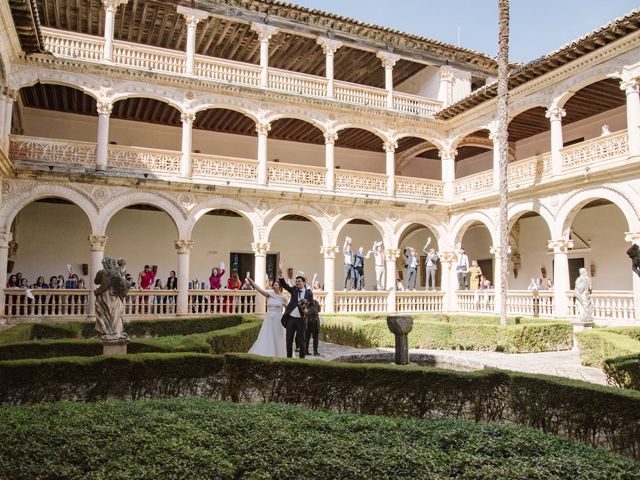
[2,352,640,459]
[0,317,262,360]
[1,398,637,479]
[322,316,573,352]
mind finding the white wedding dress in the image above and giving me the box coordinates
[248,291,288,357]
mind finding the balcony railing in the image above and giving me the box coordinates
[561,130,629,170]
[40,27,442,117]
[267,161,327,189]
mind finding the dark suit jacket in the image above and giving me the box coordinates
[279,277,314,316]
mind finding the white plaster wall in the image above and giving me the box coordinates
[399,156,441,179]
[21,108,386,173]
[456,150,493,178]
[451,67,472,103]
[395,65,440,99]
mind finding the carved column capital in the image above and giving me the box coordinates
[0,87,17,102]
[547,239,574,253]
[620,78,640,94]
[251,22,279,43]
[320,245,340,259]
[251,242,271,255]
[384,139,398,153]
[175,239,195,254]
[181,113,195,125]
[439,251,457,263]
[438,148,457,161]
[625,231,640,244]
[545,106,566,122]
[255,122,271,136]
[384,248,402,260]
[177,6,209,28]
[317,37,343,55]
[439,65,454,83]
[377,51,400,69]
[89,235,108,252]
[101,0,128,13]
[489,245,511,256]
[0,231,13,248]
[324,131,338,145]
[96,101,113,116]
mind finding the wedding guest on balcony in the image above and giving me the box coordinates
[47,275,59,315]
[152,278,165,314]
[223,272,242,313]
[285,267,295,287]
[31,276,48,314]
[396,278,405,291]
[209,262,225,313]
[424,238,439,291]
[546,279,553,290]
[353,246,366,291]
[480,275,490,290]
[527,278,538,291]
[456,248,469,290]
[6,274,18,288]
[240,276,255,313]
[137,265,156,315]
[19,278,32,315]
[165,270,177,314]
[469,260,482,291]
[166,270,177,290]
[537,278,547,291]
[366,241,385,291]
[343,237,355,291]
[15,272,23,285]
[57,275,65,289]
[404,247,419,291]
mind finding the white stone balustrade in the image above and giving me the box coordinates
[567,291,636,322]
[333,291,388,314]
[187,290,257,315]
[192,153,258,182]
[107,144,181,174]
[335,169,388,194]
[268,69,328,97]
[395,176,444,199]
[267,161,327,188]
[10,135,97,167]
[454,170,494,199]
[561,130,629,170]
[396,291,444,313]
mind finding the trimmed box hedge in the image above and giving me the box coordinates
[322,315,573,352]
[2,352,640,459]
[1,398,638,479]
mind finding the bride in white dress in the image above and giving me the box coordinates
[247,277,288,357]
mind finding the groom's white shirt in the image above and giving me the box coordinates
[289,287,305,318]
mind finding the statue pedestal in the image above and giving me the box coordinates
[571,320,594,351]
[387,315,413,365]
[102,337,129,356]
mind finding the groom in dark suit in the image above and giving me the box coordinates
[278,268,314,358]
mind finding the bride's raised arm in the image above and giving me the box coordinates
[247,277,270,298]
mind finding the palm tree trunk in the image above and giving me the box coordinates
[497,0,510,325]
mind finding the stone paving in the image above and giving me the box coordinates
[309,341,609,386]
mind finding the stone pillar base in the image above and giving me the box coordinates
[571,320,594,351]
[102,337,130,356]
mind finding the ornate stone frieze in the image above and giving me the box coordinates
[547,239,574,254]
[174,239,195,253]
[320,245,340,259]
[89,235,108,251]
[251,242,271,255]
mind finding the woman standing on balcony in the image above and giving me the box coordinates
[223,272,242,313]
[469,260,482,290]
[47,275,59,315]
[31,276,48,314]
[209,263,225,313]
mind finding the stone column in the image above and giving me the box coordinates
[489,245,509,315]
[317,38,343,98]
[440,148,456,202]
[251,242,270,314]
[625,231,640,320]
[438,66,454,107]
[0,231,12,321]
[181,113,195,179]
[102,0,128,62]
[621,78,640,156]
[439,251,457,312]
[175,239,194,316]
[546,106,566,176]
[256,122,271,185]
[385,248,401,313]
[96,101,112,172]
[548,239,573,319]
[320,245,339,314]
[324,131,337,191]
[377,52,400,109]
[87,235,108,319]
[0,89,16,153]
[384,139,397,196]
[251,23,279,88]
[177,6,208,76]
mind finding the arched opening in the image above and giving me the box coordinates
[334,128,385,174]
[267,117,325,170]
[507,211,553,290]
[508,107,549,161]
[454,129,493,178]
[335,219,384,291]
[191,108,257,160]
[458,221,494,289]
[268,215,323,289]
[395,136,441,180]
[7,197,92,318]
[566,199,630,291]
[398,223,440,290]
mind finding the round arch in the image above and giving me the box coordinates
[450,126,492,150]
[108,93,185,115]
[394,131,446,151]
[190,103,260,124]
[187,198,263,243]
[265,113,328,134]
[10,70,102,100]
[97,192,187,238]
[555,187,639,238]
[393,215,448,249]
[508,201,555,235]
[263,204,330,246]
[554,68,623,109]
[333,123,389,144]
[333,216,386,244]
[450,212,497,248]
[0,183,99,233]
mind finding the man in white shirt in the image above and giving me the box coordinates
[456,248,470,290]
[366,241,386,291]
[404,247,419,291]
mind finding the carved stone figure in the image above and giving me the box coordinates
[94,256,130,340]
[627,243,640,279]
[574,268,594,323]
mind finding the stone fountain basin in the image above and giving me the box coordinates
[333,352,483,372]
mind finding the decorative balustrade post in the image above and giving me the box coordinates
[385,248,401,313]
[545,106,566,176]
[324,131,338,191]
[490,245,510,315]
[384,139,397,196]
[439,66,455,107]
[621,78,640,156]
[96,101,112,171]
[0,231,12,321]
[0,88,16,153]
[252,242,270,314]
[439,251,457,313]
[321,245,340,314]
[177,6,209,76]
[256,122,271,185]
[88,235,108,319]
[181,113,195,179]
[317,38,342,98]
[625,231,640,320]
[102,0,129,62]
[548,239,573,319]
[439,147,456,202]
[251,23,279,88]
[377,52,400,109]
[175,239,194,316]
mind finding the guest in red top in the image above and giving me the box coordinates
[223,272,242,313]
[209,262,225,313]
[138,265,156,314]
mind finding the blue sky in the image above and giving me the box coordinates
[289,1,638,63]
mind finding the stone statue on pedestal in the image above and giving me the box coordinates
[95,256,130,341]
[574,267,594,323]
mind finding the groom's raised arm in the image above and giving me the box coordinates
[278,277,294,294]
